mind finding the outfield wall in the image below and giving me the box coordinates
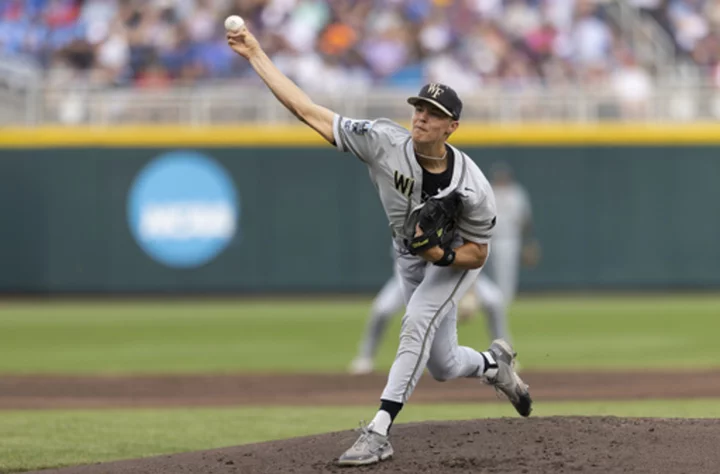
[1,124,719,294]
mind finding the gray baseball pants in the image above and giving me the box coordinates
[380,241,489,403]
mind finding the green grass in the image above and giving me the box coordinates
[3,294,720,473]
[4,399,720,473]
[1,294,720,373]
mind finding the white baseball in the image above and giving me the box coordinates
[224,15,245,34]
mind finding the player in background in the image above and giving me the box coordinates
[485,162,541,305]
[349,266,508,375]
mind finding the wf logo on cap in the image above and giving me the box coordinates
[426,83,444,98]
[407,83,462,120]
[127,151,240,268]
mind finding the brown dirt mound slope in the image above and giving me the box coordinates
[30,417,720,474]
[3,369,720,409]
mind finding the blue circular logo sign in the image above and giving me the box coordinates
[127,151,239,268]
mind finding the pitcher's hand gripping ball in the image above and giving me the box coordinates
[406,191,463,257]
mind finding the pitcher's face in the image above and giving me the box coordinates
[411,102,458,144]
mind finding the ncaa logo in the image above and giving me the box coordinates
[127,151,239,268]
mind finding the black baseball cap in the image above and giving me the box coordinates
[407,83,463,120]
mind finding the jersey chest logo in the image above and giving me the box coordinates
[393,170,415,198]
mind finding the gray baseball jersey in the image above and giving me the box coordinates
[492,184,531,242]
[486,182,532,303]
[333,114,498,404]
[332,115,497,248]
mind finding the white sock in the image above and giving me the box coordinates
[481,351,499,379]
[369,410,392,436]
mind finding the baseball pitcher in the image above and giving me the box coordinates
[227,26,532,467]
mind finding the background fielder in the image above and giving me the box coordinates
[485,162,541,304]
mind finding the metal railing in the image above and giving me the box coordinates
[3,82,711,126]
[0,54,43,126]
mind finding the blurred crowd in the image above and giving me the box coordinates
[0,0,718,95]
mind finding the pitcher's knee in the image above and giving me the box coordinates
[426,360,455,382]
[429,370,451,382]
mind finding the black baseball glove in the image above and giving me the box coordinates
[405,191,464,260]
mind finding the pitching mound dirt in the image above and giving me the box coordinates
[30,417,720,474]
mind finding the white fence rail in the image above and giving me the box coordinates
[3,82,720,126]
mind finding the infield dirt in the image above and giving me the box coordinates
[11,370,720,474]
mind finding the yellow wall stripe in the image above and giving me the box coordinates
[2,123,720,147]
